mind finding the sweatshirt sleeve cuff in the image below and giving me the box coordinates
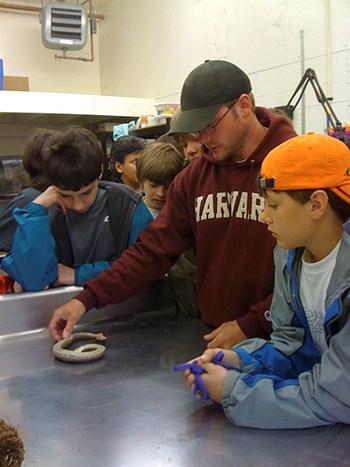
[27,202,49,215]
[236,311,269,340]
[74,288,98,312]
[222,369,241,402]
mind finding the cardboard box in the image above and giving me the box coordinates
[3,76,29,91]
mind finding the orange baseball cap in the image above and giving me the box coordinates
[259,133,350,204]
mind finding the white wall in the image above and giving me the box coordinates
[99,0,350,135]
[0,2,101,94]
[0,0,349,136]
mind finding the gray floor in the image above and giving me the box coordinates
[0,286,350,466]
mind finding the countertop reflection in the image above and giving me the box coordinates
[0,309,350,466]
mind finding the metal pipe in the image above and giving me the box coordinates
[0,2,104,19]
[299,29,305,134]
[54,0,94,62]
[325,0,332,97]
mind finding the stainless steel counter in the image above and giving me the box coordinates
[0,287,350,466]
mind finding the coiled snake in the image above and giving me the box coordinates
[53,332,107,363]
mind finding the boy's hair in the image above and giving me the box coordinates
[156,133,185,157]
[109,136,146,177]
[287,189,350,223]
[259,133,350,219]
[136,142,185,186]
[156,131,180,146]
[21,128,56,191]
[44,126,103,191]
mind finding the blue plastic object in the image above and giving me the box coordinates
[174,350,241,401]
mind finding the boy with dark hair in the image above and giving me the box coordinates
[110,135,146,191]
[1,126,152,291]
[0,128,55,252]
[181,133,350,429]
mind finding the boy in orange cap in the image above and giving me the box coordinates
[181,133,350,429]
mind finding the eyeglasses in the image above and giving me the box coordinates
[198,100,237,136]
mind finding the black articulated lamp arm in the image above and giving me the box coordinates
[285,68,343,133]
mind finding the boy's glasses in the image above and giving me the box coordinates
[197,100,237,136]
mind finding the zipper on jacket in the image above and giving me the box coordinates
[286,249,312,337]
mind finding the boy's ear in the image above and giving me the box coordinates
[115,161,124,174]
[310,190,329,219]
[98,165,103,181]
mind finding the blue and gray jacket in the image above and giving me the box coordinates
[2,182,153,291]
[222,231,350,429]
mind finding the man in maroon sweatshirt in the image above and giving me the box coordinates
[49,60,297,347]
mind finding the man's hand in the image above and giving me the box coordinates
[203,320,247,349]
[48,298,86,341]
[54,263,75,287]
[183,348,241,402]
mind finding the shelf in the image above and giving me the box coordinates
[0,91,156,128]
[130,119,171,139]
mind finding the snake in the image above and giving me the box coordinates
[53,332,107,363]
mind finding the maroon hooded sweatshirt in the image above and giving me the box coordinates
[76,108,297,339]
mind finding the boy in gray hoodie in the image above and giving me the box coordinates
[181,133,350,429]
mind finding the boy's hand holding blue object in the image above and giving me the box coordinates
[174,350,241,401]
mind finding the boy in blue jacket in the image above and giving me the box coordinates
[181,133,350,429]
[1,126,152,291]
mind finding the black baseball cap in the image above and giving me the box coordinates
[169,60,252,135]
